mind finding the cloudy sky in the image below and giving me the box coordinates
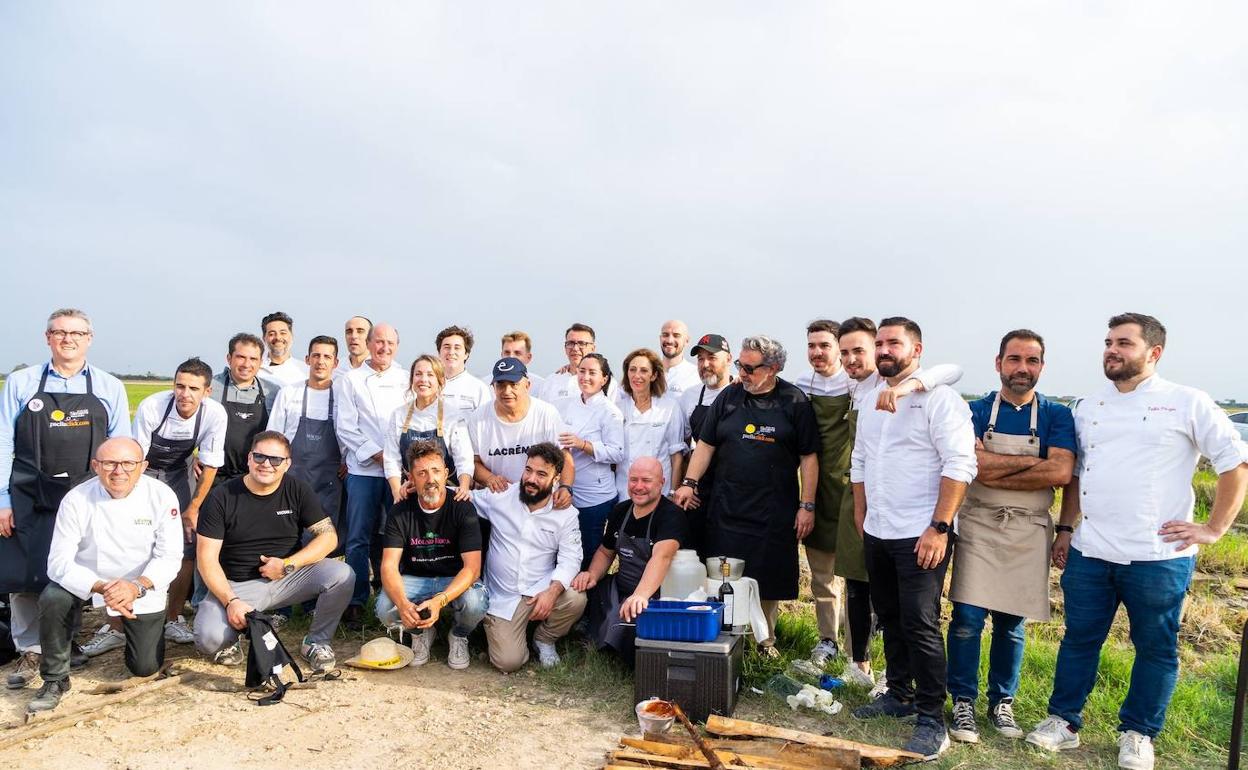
[1,2,1244,399]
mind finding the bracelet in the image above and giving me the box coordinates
[1054,524,1075,534]
[681,477,699,490]
[436,592,449,609]
[226,597,240,606]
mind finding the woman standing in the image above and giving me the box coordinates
[383,355,473,502]
[615,348,687,501]
[557,353,625,568]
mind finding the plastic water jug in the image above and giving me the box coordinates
[661,549,706,600]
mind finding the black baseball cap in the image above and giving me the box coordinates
[690,334,730,357]
[491,357,528,383]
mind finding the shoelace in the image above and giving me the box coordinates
[953,701,976,729]
[1124,732,1146,755]
[994,700,1017,726]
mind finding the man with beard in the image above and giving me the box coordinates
[376,440,486,670]
[673,335,819,653]
[474,442,584,672]
[335,316,372,377]
[1027,313,1248,770]
[659,320,700,397]
[677,333,733,555]
[945,330,1075,744]
[259,311,309,387]
[849,317,976,761]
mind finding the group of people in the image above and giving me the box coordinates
[1,308,1244,770]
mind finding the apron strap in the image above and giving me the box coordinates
[400,398,417,435]
[437,397,444,438]
[987,391,1040,443]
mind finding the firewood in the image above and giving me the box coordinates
[672,703,727,770]
[705,715,922,767]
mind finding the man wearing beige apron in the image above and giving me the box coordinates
[946,330,1075,744]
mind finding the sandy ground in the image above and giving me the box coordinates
[0,610,638,770]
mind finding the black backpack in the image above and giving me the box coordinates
[243,611,304,706]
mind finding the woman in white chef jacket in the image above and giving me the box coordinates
[383,354,474,503]
[556,353,626,569]
[614,348,688,503]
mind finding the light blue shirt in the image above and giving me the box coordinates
[0,361,131,509]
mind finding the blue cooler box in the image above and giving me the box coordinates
[634,633,743,724]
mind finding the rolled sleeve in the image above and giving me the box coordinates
[911,364,963,393]
[663,405,688,458]
[1192,393,1248,474]
[551,512,583,588]
[929,390,977,484]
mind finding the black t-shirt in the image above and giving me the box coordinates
[198,476,326,582]
[697,379,820,456]
[602,497,687,551]
[383,496,482,578]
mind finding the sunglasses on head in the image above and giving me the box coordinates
[734,360,769,375]
[251,452,289,467]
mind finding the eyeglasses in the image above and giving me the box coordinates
[48,330,91,341]
[564,340,593,349]
[734,360,770,375]
[251,452,289,467]
[97,460,140,472]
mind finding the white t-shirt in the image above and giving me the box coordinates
[267,382,337,443]
[664,360,701,398]
[132,391,228,468]
[442,370,493,426]
[261,357,310,387]
[679,380,730,445]
[468,398,567,483]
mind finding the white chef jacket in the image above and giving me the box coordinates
[539,371,621,407]
[848,364,965,411]
[1072,374,1248,564]
[850,373,977,539]
[473,487,581,620]
[382,398,474,481]
[664,360,701,398]
[334,360,409,477]
[260,357,310,387]
[614,392,688,499]
[267,382,342,448]
[795,367,851,398]
[333,359,364,379]
[46,476,184,616]
[132,391,228,469]
[468,398,567,483]
[442,370,492,427]
[558,392,626,508]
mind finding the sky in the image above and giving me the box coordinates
[1,2,1244,399]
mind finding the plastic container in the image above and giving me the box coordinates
[764,673,804,698]
[636,600,724,643]
[635,698,675,734]
[661,549,707,600]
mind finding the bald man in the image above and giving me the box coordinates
[659,320,700,397]
[572,457,688,663]
[29,438,182,711]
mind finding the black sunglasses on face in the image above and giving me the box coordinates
[734,359,768,375]
[251,452,289,467]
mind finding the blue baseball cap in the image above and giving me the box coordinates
[491,357,528,383]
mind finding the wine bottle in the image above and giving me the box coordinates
[717,556,735,631]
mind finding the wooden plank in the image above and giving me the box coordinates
[620,737,697,758]
[609,751,765,769]
[705,715,922,767]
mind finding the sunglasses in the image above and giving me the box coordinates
[251,452,289,467]
[734,360,770,375]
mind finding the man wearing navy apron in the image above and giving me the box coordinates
[673,335,820,654]
[268,336,344,554]
[208,333,281,488]
[573,457,686,664]
[132,357,227,647]
[677,334,732,557]
[0,309,129,689]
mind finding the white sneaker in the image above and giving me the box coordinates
[842,664,875,688]
[1026,715,1081,752]
[164,616,195,645]
[300,638,336,674]
[409,627,434,666]
[868,669,889,700]
[82,624,126,657]
[532,639,561,668]
[809,639,839,667]
[1117,730,1154,770]
[446,634,470,670]
[212,640,245,667]
[268,614,288,632]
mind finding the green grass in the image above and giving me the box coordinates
[123,380,171,412]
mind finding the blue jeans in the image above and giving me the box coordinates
[946,601,1025,705]
[374,575,489,638]
[344,474,392,607]
[1047,547,1195,737]
[576,497,617,570]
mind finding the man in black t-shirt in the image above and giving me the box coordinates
[572,457,686,662]
[194,431,353,673]
[377,439,487,670]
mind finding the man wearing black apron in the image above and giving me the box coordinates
[268,336,344,555]
[673,335,820,653]
[677,334,733,557]
[209,333,280,487]
[573,457,687,664]
[132,357,227,646]
[0,309,129,688]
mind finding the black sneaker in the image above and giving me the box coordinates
[949,697,979,743]
[27,678,70,713]
[852,691,917,720]
[989,697,1024,739]
[70,643,88,670]
[904,715,951,760]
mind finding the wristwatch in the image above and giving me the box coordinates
[800,502,815,512]
[929,519,951,535]
[132,581,148,599]
[282,559,297,577]
[680,478,699,491]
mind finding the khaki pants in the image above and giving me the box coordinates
[804,546,844,643]
[485,588,587,673]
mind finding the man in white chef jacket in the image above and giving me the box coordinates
[1027,313,1248,770]
[259,311,310,386]
[30,438,182,712]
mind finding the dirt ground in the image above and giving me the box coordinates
[0,608,639,770]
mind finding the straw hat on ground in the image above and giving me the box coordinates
[344,636,415,670]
